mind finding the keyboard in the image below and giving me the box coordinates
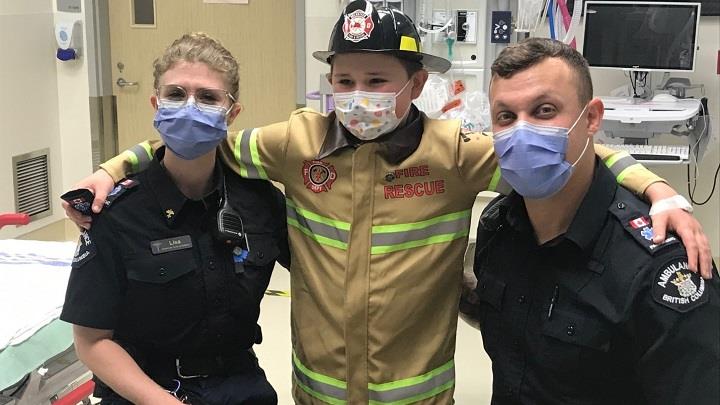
[610,144,689,162]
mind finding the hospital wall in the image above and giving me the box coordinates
[0,0,91,241]
[577,17,720,257]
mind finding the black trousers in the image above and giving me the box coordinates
[97,359,277,405]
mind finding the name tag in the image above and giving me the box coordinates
[150,235,193,255]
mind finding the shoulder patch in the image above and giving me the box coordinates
[652,258,708,313]
[104,178,139,208]
[72,230,97,268]
[622,215,680,254]
[60,188,94,215]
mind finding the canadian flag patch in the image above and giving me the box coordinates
[629,216,651,229]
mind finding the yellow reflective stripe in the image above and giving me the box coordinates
[616,163,643,183]
[295,380,347,405]
[603,150,628,169]
[372,211,470,233]
[371,211,471,254]
[249,129,269,180]
[292,352,347,389]
[286,199,351,231]
[292,351,347,404]
[368,381,455,405]
[124,150,139,173]
[368,360,456,404]
[286,199,350,250]
[233,130,250,178]
[287,218,349,250]
[488,165,502,192]
[139,141,153,161]
[369,360,454,391]
[371,231,469,255]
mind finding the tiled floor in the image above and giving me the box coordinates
[254,267,494,405]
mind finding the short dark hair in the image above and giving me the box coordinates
[394,53,424,77]
[491,38,593,104]
[329,52,424,78]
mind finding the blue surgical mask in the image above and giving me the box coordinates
[153,98,229,160]
[492,105,590,199]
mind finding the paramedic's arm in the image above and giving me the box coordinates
[73,326,183,405]
[597,145,711,278]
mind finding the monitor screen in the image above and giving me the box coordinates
[582,1,700,71]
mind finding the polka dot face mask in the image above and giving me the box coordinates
[333,80,412,141]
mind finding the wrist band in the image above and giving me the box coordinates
[649,195,693,216]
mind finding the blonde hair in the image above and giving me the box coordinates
[153,32,239,100]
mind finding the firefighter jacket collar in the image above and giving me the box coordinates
[317,104,425,164]
[500,158,617,257]
[148,146,224,227]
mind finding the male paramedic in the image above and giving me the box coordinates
[464,38,719,404]
[65,1,712,403]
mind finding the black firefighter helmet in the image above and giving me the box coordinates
[312,0,451,73]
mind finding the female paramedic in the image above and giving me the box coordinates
[65,2,711,403]
[60,33,287,405]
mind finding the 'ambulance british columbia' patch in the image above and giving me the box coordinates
[343,8,374,42]
[72,229,97,268]
[652,259,707,312]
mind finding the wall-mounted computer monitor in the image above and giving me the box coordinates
[582,1,701,72]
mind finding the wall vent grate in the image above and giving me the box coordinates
[13,149,52,221]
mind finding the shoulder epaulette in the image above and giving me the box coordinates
[609,189,680,255]
[104,178,139,208]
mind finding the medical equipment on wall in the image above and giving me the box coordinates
[582,2,715,204]
[583,1,701,99]
[55,19,82,61]
[415,74,491,132]
[417,2,456,61]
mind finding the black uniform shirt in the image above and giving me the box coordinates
[471,158,720,404]
[60,147,288,358]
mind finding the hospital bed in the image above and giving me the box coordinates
[0,214,94,405]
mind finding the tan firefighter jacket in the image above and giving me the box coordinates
[102,108,662,404]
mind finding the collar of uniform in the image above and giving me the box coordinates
[504,158,617,255]
[146,146,224,226]
[316,105,424,164]
[562,157,618,255]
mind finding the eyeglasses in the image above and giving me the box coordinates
[156,84,236,113]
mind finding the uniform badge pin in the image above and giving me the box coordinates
[166,209,175,219]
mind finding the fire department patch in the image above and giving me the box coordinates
[652,258,707,312]
[302,160,337,193]
[343,9,374,42]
